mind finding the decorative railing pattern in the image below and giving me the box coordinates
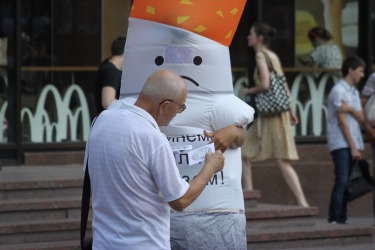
[0,67,8,142]
[0,67,341,143]
[21,84,91,142]
[20,66,96,143]
[290,72,340,136]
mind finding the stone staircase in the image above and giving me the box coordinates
[0,144,375,250]
[245,190,375,249]
[246,143,375,249]
[0,166,88,250]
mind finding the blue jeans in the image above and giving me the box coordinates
[328,148,352,223]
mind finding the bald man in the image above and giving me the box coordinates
[84,69,225,249]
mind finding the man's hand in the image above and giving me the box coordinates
[204,150,225,174]
[204,125,245,153]
[351,148,361,160]
[364,125,375,142]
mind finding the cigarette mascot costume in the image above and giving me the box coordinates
[119,0,254,248]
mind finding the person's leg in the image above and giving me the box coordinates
[275,159,309,207]
[241,158,253,191]
[170,211,247,250]
[328,148,351,223]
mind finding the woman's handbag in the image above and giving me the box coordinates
[80,116,100,250]
[346,159,375,202]
[254,52,290,116]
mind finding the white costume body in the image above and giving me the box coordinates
[119,18,255,248]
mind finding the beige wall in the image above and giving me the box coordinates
[101,0,132,60]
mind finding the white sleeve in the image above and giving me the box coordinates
[210,95,255,130]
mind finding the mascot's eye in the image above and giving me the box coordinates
[155,56,164,66]
[193,56,202,66]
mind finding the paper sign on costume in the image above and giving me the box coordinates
[187,143,215,166]
[120,0,254,211]
[167,134,244,210]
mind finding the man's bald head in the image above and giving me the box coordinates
[135,69,187,126]
[140,69,186,100]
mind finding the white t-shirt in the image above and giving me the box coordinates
[327,80,364,152]
[84,101,189,250]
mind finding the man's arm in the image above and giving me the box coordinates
[204,125,245,152]
[339,101,365,124]
[337,111,361,159]
[101,86,117,109]
[360,96,375,141]
[243,56,270,95]
[168,150,224,211]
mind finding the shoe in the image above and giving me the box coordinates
[328,218,336,224]
[329,220,348,225]
[337,220,348,224]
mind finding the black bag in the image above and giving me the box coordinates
[346,159,375,202]
[82,239,92,250]
[81,116,100,250]
[80,161,92,250]
[254,52,290,116]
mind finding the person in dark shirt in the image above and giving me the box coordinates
[95,36,126,114]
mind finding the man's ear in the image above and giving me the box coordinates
[348,67,354,76]
[158,101,167,115]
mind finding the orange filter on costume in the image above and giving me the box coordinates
[130,0,247,47]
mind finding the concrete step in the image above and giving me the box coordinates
[251,160,375,218]
[0,163,373,249]
[244,190,261,208]
[0,165,83,200]
[292,143,373,164]
[246,203,319,230]
[247,218,375,249]
[0,218,92,245]
[0,197,88,223]
[286,244,375,250]
[24,152,84,166]
[1,240,80,250]
[0,180,83,200]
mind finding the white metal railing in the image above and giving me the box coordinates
[19,66,96,143]
[0,66,344,143]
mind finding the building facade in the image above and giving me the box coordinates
[0,0,374,164]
